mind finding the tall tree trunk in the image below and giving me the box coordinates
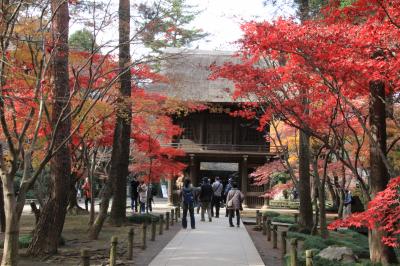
[298,130,313,231]
[297,0,313,232]
[326,177,338,209]
[88,179,112,239]
[0,181,6,232]
[0,166,19,265]
[28,0,71,255]
[368,80,397,264]
[109,0,132,226]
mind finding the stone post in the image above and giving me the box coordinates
[267,219,271,241]
[306,250,314,266]
[81,249,90,266]
[165,212,170,230]
[170,209,174,226]
[128,228,134,260]
[273,224,278,249]
[109,236,118,266]
[141,223,147,250]
[290,238,298,266]
[281,231,287,257]
[175,207,179,221]
[159,214,164,235]
[151,220,156,241]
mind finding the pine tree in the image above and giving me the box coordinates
[137,0,208,52]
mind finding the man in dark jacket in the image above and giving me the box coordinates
[130,175,139,213]
[199,177,213,222]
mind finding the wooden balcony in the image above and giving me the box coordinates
[162,142,287,156]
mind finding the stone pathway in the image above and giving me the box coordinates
[149,212,265,266]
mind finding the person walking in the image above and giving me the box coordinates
[211,177,223,218]
[226,182,244,227]
[146,183,154,212]
[138,180,148,214]
[181,179,195,229]
[130,175,139,212]
[199,177,213,222]
[343,189,352,218]
[224,178,233,217]
[82,177,92,211]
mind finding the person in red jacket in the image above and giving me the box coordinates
[82,178,92,211]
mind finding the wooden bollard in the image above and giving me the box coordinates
[81,249,90,266]
[290,238,298,266]
[272,224,278,249]
[159,214,164,235]
[256,210,260,227]
[267,219,271,241]
[175,207,179,221]
[165,212,170,230]
[262,219,267,236]
[109,236,118,266]
[281,231,287,257]
[306,250,314,266]
[151,220,156,241]
[294,213,298,223]
[141,223,147,250]
[128,228,134,260]
[170,209,175,225]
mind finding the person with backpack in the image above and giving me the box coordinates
[181,179,195,229]
[199,177,213,222]
[226,182,244,227]
[224,178,233,217]
[211,177,223,218]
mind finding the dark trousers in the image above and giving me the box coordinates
[182,203,195,229]
[85,197,91,211]
[229,209,240,226]
[146,198,153,212]
[139,201,146,213]
[211,196,221,217]
[131,195,139,212]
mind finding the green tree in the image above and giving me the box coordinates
[137,0,208,52]
[69,29,98,52]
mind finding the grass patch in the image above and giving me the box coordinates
[127,213,160,224]
[272,215,295,224]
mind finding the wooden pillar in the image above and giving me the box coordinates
[241,155,248,208]
[189,154,197,186]
[199,113,206,145]
[262,156,270,209]
[167,178,173,206]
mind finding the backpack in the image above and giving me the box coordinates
[182,187,194,205]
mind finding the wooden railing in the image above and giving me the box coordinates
[162,143,288,154]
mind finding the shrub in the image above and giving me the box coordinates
[262,211,280,218]
[272,215,295,224]
[0,235,32,248]
[128,213,160,224]
[286,230,369,260]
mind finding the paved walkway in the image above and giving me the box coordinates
[149,212,265,266]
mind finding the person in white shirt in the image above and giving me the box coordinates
[137,180,148,214]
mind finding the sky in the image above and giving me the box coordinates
[70,0,296,53]
[185,0,295,50]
